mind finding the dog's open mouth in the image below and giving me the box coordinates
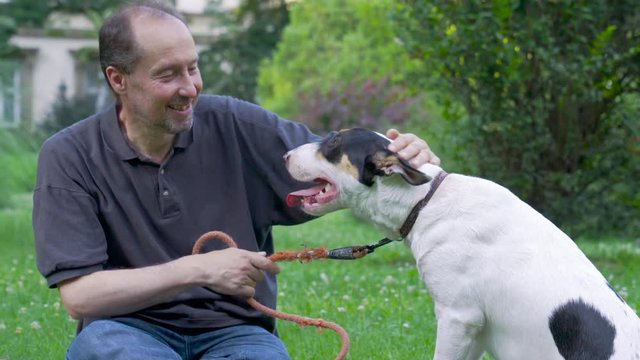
[286,178,339,208]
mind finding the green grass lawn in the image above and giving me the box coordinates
[0,199,639,359]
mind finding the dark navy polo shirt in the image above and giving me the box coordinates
[33,95,319,332]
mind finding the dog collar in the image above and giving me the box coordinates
[325,170,449,260]
[398,170,449,238]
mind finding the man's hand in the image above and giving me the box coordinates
[193,248,280,299]
[58,248,280,320]
[386,128,440,168]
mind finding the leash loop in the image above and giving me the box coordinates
[193,231,350,360]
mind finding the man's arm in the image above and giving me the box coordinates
[58,248,279,320]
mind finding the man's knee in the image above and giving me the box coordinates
[66,320,179,360]
[235,347,290,360]
[203,345,290,360]
[69,320,124,350]
[200,325,291,360]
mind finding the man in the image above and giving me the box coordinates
[33,1,440,359]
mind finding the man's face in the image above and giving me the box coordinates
[120,15,203,134]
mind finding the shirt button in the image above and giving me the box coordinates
[160,169,165,175]
[162,190,169,196]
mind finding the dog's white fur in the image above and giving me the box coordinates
[285,139,640,360]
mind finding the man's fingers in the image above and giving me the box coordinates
[397,141,421,160]
[387,129,408,152]
[249,255,280,275]
[235,285,256,299]
[386,128,400,141]
[197,248,281,298]
[386,129,441,166]
[245,266,264,284]
[411,147,441,167]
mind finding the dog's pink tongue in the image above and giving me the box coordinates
[287,184,325,207]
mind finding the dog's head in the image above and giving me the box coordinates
[284,128,431,216]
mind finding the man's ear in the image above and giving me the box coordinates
[363,151,431,186]
[105,66,127,95]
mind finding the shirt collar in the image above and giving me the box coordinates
[100,103,195,161]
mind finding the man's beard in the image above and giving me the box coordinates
[164,112,194,134]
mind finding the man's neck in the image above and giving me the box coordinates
[118,110,175,164]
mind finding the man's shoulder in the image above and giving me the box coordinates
[195,94,268,117]
[194,94,227,111]
[194,94,294,131]
[40,107,108,155]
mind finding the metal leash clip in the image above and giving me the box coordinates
[327,238,395,260]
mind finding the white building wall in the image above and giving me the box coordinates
[10,35,97,124]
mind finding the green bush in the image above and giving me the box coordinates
[394,0,640,237]
[39,83,100,136]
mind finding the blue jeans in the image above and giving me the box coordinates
[66,318,291,360]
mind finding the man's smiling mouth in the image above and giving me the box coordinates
[168,103,191,111]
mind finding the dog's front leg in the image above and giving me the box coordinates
[433,309,485,360]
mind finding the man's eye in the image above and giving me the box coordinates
[158,72,175,80]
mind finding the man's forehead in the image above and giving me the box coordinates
[130,12,191,44]
[130,14,197,67]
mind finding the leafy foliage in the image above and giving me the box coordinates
[297,77,424,133]
[40,83,102,136]
[3,0,120,27]
[199,0,290,103]
[0,0,123,56]
[258,0,422,119]
[394,0,640,236]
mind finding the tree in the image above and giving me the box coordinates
[199,0,290,103]
[40,83,102,135]
[395,0,640,236]
[257,0,424,120]
[0,0,124,56]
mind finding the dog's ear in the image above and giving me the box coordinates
[363,151,431,186]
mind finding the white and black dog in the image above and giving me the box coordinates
[284,128,640,360]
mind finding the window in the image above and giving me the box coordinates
[73,49,113,113]
[78,60,103,97]
[0,60,21,127]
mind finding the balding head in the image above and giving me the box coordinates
[99,0,188,92]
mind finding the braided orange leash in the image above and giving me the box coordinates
[192,230,356,360]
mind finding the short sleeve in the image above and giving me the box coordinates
[32,137,108,288]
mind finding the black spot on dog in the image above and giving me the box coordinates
[549,298,616,360]
[319,129,392,184]
[319,129,390,163]
[607,281,626,304]
[317,128,430,186]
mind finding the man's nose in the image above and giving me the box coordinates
[283,151,291,163]
[179,75,201,98]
